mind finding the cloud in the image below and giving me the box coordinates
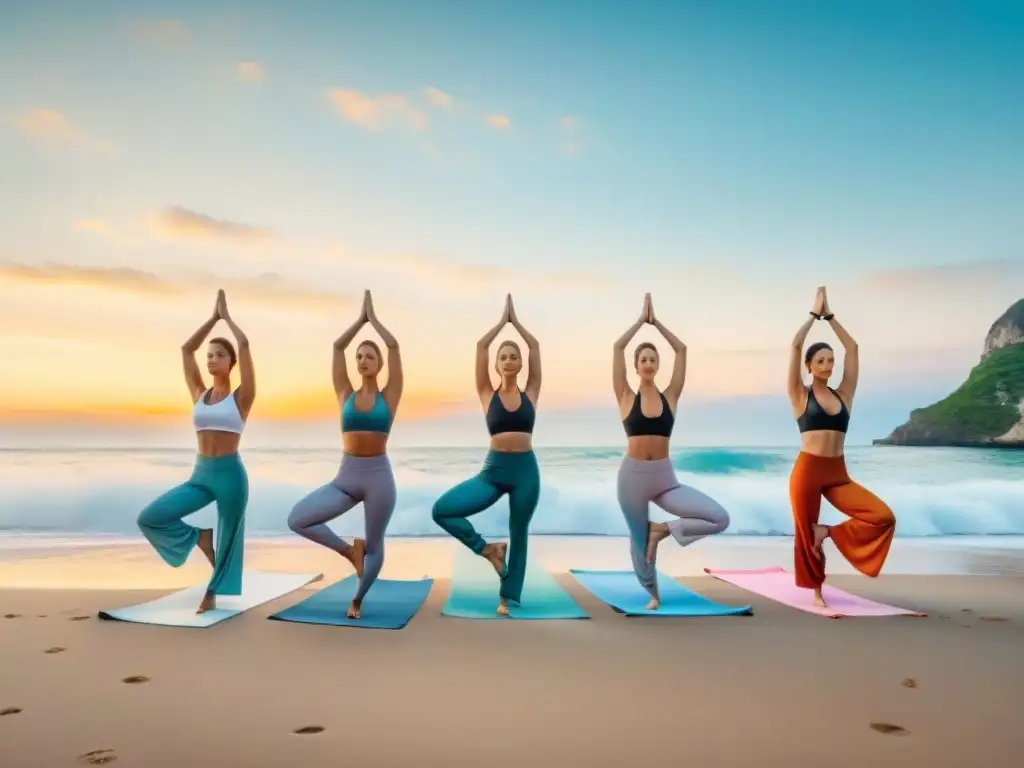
[327,88,427,132]
[485,114,510,131]
[131,19,190,48]
[14,109,115,155]
[236,61,266,83]
[859,259,1024,290]
[0,261,355,315]
[423,86,452,109]
[149,206,275,244]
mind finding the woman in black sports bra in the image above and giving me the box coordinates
[787,286,895,608]
[612,293,731,610]
[432,294,542,615]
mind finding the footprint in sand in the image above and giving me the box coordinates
[293,726,324,735]
[78,748,117,764]
[901,678,917,689]
[979,616,1008,622]
[4,613,21,619]
[1,707,22,716]
[121,676,150,685]
[44,647,67,654]
[70,616,91,622]
[870,722,909,736]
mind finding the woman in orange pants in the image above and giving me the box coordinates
[787,286,896,607]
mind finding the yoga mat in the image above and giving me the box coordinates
[268,576,433,630]
[704,566,926,619]
[442,546,589,620]
[98,571,323,627]
[569,569,752,617]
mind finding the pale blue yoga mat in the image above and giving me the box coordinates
[269,576,433,630]
[569,569,752,617]
[443,546,589,620]
[98,571,323,627]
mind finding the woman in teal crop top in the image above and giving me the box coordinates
[287,290,404,620]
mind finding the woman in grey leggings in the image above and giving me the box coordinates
[612,294,730,610]
[288,290,403,619]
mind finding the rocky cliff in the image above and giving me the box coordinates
[874,298,1024,448]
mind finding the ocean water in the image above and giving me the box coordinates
[0,445,1021,540]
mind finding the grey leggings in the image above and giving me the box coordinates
[617,456,730,598]
[287,454,397,603]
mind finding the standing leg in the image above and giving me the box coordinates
[789,457,828,604]
[500,459,541,608]
[616,463,658,602]
[822,480,896,578]
[205,460,249,599]
[287,482,364,575]
[431,475,506,574]
[650,482,730,558]
[351,470,398,611]
[137,482,214,567]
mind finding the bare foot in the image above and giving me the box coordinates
[645,597,661,611]
[811,524,830,557]
[481,542,508,577]
[496,598,509,616]
[813,587,828,608]
[196,592,215,614]
[197,528,215,567]
[342,538,366,578]
[646,521,670,564]
[347,600,361,620]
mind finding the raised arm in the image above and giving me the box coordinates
[613,294,651,402]
[649,296,687,404]
[333,293,369,403]
[788,287,825,408]
[822,290,859,405]
[507,294,541,404]
[476,302,510,404]
[181,295,220,403]
[365,291,403,414]
[216,291,256,417]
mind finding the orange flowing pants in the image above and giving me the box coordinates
[789,452,896,589]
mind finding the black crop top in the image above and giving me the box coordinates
[623,390,674,438]
[797,387,850,434]
[486,390,536,436]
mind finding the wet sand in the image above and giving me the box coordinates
[1,537,1022,767]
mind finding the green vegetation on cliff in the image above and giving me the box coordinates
[884,343,1024,443]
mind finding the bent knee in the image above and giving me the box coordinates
[712,506,731,533]
[878,505,896,528]
[286,505,309,533]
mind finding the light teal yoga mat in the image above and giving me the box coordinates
[570,569,752,617]
[442,546,589,620]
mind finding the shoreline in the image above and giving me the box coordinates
[1,535,1021,590]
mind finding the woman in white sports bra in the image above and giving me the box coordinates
[136,290,256,613]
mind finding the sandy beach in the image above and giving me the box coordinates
[1,537,1022,767]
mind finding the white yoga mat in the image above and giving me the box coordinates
[98,571,323,628]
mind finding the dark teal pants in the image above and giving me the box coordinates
[431,450,540,604]
[137,453,248,596]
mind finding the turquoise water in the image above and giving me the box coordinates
[0,445,1021,538]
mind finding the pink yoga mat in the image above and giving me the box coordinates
[704,566,926,619]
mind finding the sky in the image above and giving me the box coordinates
[1,0,1022,445]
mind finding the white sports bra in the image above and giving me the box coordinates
[192,389,246,435]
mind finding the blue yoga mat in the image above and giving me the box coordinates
[569,569,752,617]
[269,576,433,630]
[443,546,589,620]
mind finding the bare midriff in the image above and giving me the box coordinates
[196,431,241,458]
[490,432,533,453]
[626,435,671,461]
[343,431,389,457]
[799,430,846,458]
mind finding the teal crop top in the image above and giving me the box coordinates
[341,392,393,434]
